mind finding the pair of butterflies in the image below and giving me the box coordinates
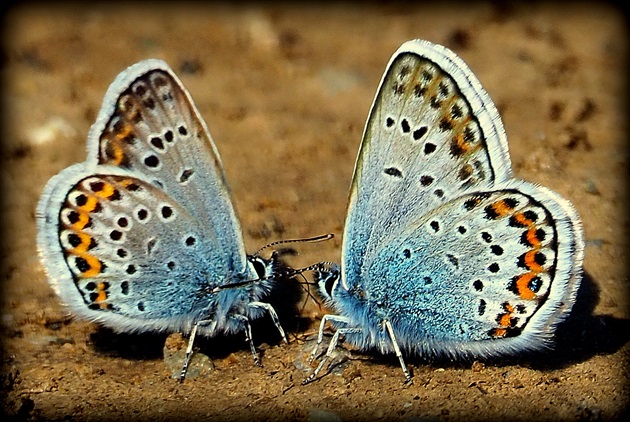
[37,40,584,384]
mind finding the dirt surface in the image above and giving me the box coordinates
[1,3,628,421]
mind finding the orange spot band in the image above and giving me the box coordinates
[492,328,507,338]
[71,211,91,231]
[115,123,134,141]
[69,251,102,278]
[514,212,534,227]
[454,133,470,153]
[71,232,93,253]
[79,196,99,213]
[524,250,544,273]
[491,200,515,217]
[499,313,512,327]
[111,141,124,165]
[526,227,541,247]
[515,273,537,300]
[94,182,116,199]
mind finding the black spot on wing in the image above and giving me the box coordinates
[384,167,403,178]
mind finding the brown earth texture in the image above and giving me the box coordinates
[1,3,629,421]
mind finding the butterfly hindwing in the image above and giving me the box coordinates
[37,165,226,333]
[363,180,582,358]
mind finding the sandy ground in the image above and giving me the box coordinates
[1,3,628,421]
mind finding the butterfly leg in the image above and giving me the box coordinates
[179,319,218,382]
[384,319,412,385]
[233,314,262,366]
[308,314,351,364]
[303,326,362,384]
[303,315,359,385]
[249,301,288,344]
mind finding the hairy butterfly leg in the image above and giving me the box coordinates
[303,326,363,384]
[232,314,261,366]
[308,314,351,364]
[179,319,218,382]
[303,314,361,385]
[249,301,288,344]
[384,319,412,384]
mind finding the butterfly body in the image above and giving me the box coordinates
[37,60,290,377]
[305,40,583,383]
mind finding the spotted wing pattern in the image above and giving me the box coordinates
[37,61,254,333]
[90,61,247,273]
[343,44,511,286]
[337,40,583,358]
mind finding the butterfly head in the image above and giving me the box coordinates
[245,250,282,283]
[314,263,342,305]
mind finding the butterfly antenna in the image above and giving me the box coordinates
[287,261,336,314]
[297,273,322,313]
[253,233,334,257]
[211,260,336,293]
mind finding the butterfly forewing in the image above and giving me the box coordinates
[344,43,511,286]
[91,61,248,274]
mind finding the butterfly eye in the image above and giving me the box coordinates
[324,274,337,297]
[315,270,339,298]
[250,257,268,279]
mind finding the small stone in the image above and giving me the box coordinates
[471,361,485,372]
[163,333,214,380]
[308,408,342,422]
[342,363,361,383]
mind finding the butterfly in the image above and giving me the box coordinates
[36,59,314,380]
[304,39,584,384]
